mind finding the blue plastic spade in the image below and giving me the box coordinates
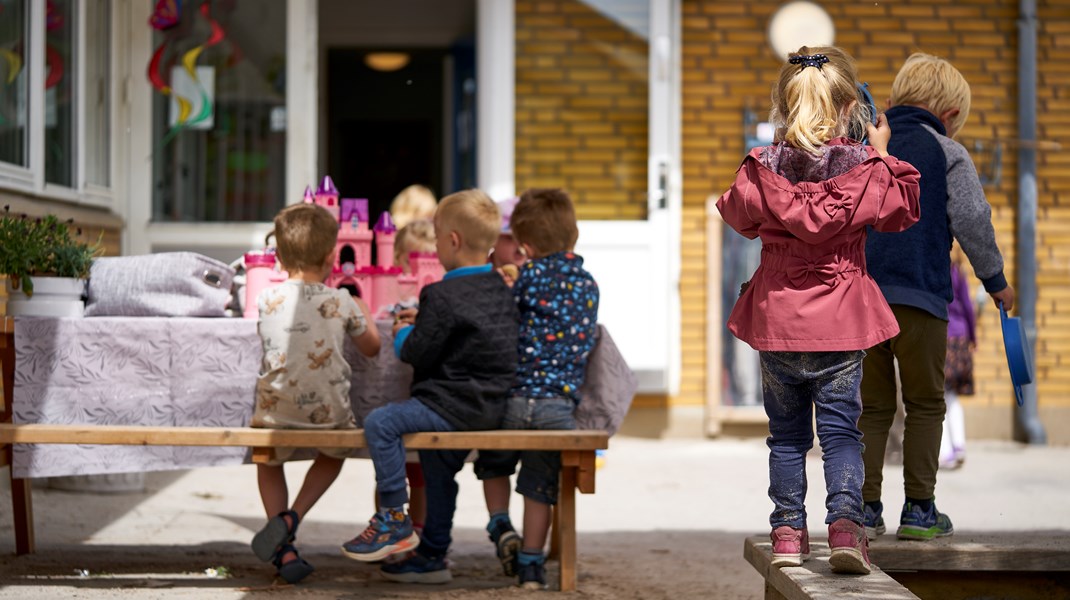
[999,301,1033,407]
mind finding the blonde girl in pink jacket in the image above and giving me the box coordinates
[716,46,920,575]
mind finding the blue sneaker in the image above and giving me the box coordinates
[341,511,420,562]
[863,502,886,540]
[380,550,452,584]
[488,519,521,576]
[897,501,954,540]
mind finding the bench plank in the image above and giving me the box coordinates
[869,533,1070,572]
[0,424,607,451]
[744,536,920,600]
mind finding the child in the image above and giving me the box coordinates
[940,258,974,470]
[341,189,519,584]
[716,46,920,574]
[389,184,438,230]
[489,196,526,283]
[475,188,599,589]
[394,219,436,274]
[250,203,382,583]
[859,53,1015,542]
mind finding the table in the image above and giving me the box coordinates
[4,316,633,478]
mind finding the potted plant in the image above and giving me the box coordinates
[0,206,102,317]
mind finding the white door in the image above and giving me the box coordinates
[483,0,680,394]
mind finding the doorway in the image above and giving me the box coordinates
[321,0,476,221]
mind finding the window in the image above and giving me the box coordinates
[0,0,114,202]
[0,0,29,169]
[151,0,287,222]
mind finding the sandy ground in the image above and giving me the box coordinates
[2,436,1069,599]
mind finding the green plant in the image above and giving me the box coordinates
[0,206,102,297]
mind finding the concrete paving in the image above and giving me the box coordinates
[1,436,1068,598]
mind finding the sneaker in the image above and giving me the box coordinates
[770,526,810,567]
[517,560,547,590]
[863,502,886,541]
[488,520,521,577]
[897,501,954,541]
[827,519,871,575]
[380,551,452,584]
[341,511,420,562]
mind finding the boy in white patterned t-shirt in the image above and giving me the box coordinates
[250,203,381,584]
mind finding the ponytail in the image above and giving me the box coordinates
[771,47,867,155]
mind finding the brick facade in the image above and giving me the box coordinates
[681,0,1070,442]
[515,0,649,220]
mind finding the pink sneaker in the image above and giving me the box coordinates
[828,518,871,574]
[770,526,810,567]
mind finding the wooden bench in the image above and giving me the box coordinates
[0,424,606,590]
[0,319,608,591]
[746,533,1070,599]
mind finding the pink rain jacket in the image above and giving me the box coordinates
[716,140,921,351]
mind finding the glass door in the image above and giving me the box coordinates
[513,0,679,393]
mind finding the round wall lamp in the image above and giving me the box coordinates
[767,1,835,60]
[364,52,411,72]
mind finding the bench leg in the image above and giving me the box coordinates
[2,325,33,555]
[10,473,34,555]
[558,463,577,592]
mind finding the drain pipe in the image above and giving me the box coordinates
[1015,0,1046,444]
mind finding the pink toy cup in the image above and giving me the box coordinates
[244,252,287,319]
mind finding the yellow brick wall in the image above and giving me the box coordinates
[1036,0,1070,409]
[683,0,1070,428]
[514,0,649,220]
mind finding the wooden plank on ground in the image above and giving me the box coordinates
[744,536,920,600]
[0,424,608,451]
[869,533,1070,572]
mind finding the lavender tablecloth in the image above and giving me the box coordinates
[12,317,634,478]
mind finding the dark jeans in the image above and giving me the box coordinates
[363,398,454,508]
[417,447,470,557]
[760,350,866,529]
[475,396,576,505]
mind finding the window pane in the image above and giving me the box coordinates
[151,0,287,222]
[514,0,649,220]
[85,0,110,187]
[0,0,29,168]
[45,0,75,187]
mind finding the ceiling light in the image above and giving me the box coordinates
[364,52,410,72]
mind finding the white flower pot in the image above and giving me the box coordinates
[6,277,86,318]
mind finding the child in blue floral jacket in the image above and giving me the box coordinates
[475,188,600,589]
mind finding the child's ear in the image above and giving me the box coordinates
[520,242,536,258]
[450,229,463,251]
[884,97,892,111]
[939,107,961,134]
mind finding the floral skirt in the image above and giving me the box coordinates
[944,336,974,395]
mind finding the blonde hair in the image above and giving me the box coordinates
[771,46,870,155]
[272,203,338,271]
[434,189,500,255]
[394,219,436,273]
[390,184,438,229]
[512,188,579,255]
[890,52,971,137]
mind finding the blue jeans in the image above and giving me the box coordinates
[417,447,471,558]
[474,396,576,505]
[760,350,866,529]
[363,398,454,508]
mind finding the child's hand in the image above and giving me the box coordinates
[392,307,418,335]
[866,113,891,157]
[498,264,519,287]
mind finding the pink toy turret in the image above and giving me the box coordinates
[374,212,397,268]
[315,176,340,220]
[308,175,445,312]
[303,186,315,204]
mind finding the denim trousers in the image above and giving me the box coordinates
[363,398,454,509]
[760,350,866,529]
[474,396,577,505]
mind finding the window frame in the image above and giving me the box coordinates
[0,0,117,209]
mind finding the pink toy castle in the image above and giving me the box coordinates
[311,175,444,315]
